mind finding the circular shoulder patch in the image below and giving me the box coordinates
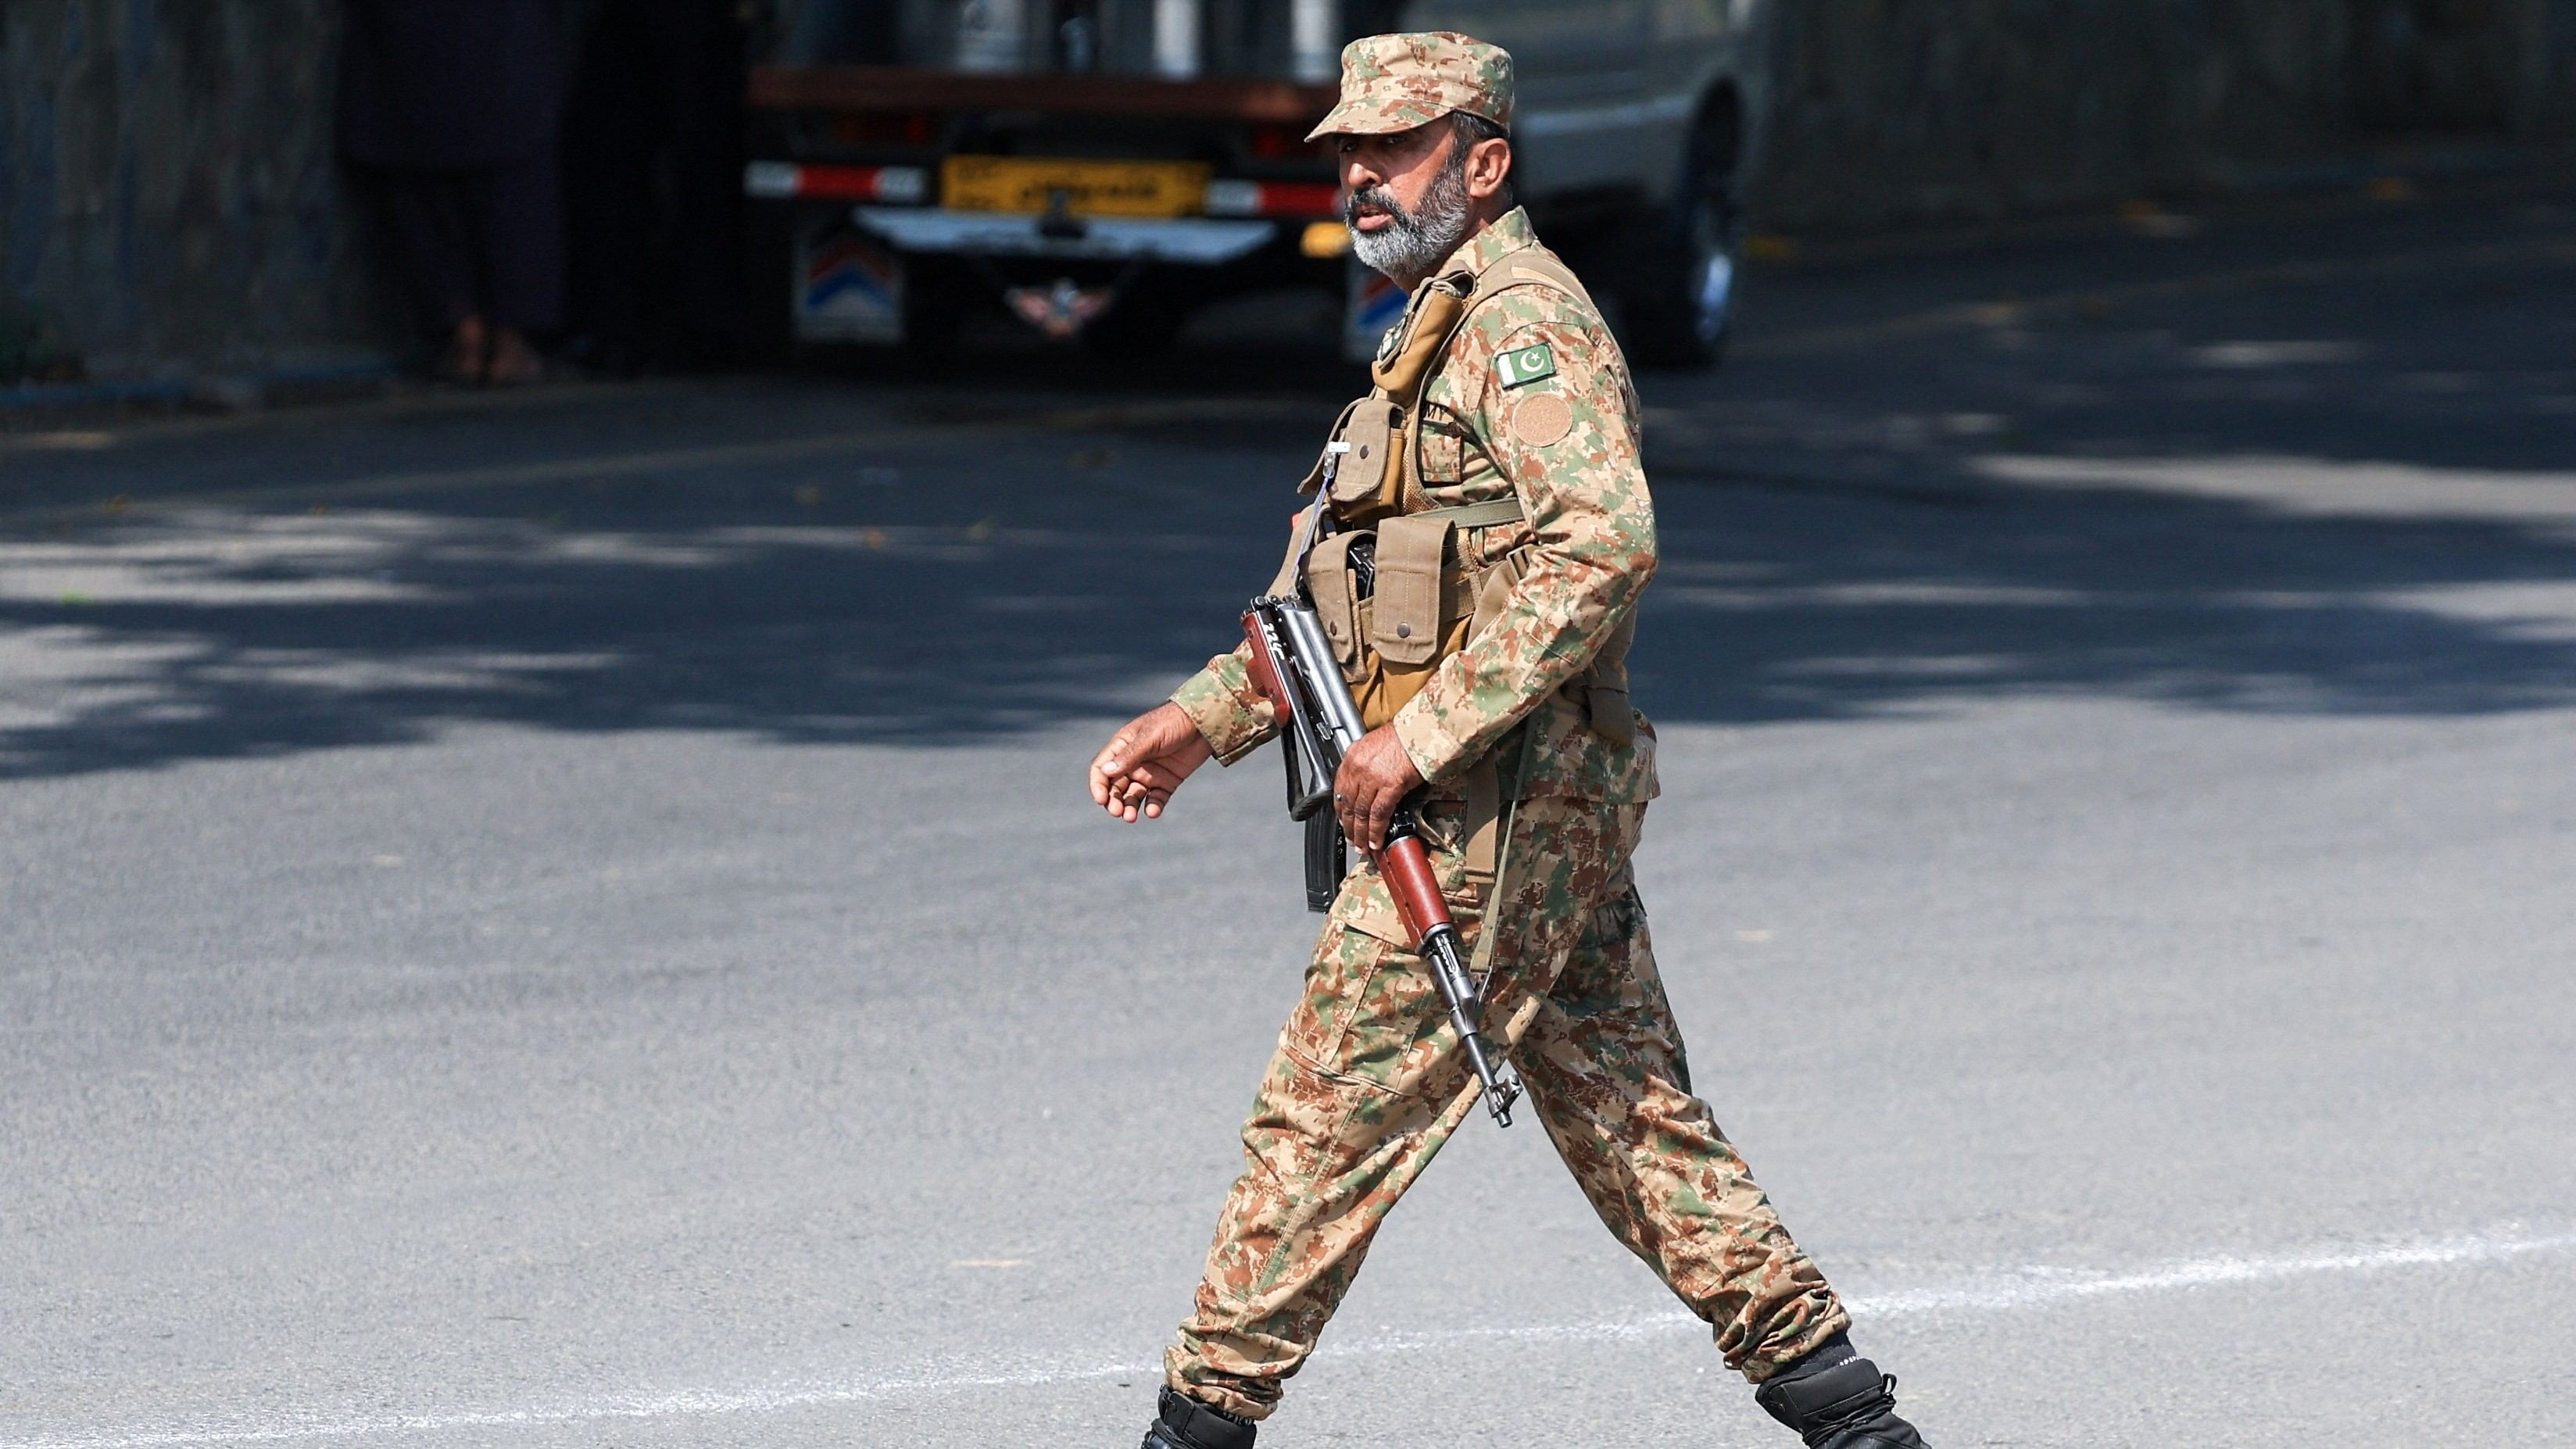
[1512,394,1573,448]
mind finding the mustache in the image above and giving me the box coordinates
[1343,184,1415,230]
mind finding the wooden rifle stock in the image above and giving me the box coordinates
[1239,610,1294,726]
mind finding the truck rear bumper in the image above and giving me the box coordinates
[851,207,1280,267]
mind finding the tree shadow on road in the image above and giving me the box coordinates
[4,316,2574,781]
[1635,464,2576,725]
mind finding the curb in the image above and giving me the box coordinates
[0,359,404,420]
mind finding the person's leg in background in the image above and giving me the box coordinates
[644,0,747,367]
[558,0,742,374]
[560,0,657,374]
[470,147,566,385]
[373,168,485,383]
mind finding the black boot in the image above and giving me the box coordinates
[1140,1386,1257,1449]
[1753,1337,1928,1449]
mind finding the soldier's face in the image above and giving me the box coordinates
[1338,123,1502,282]
[1337,125,1462,242]
[1339,128,1463,281]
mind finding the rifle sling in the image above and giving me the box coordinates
[1465,790,1522,1043]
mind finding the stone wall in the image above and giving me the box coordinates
[2,0,392,384]
[1749,0,2570,232]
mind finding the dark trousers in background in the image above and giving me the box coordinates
[368,152,566,335]
[562,0,745,368]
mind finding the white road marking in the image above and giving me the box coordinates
[9,1226,2571,1449]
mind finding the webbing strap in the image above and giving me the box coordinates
[1392,241,1586,513]
[1413,497,1525,528]
[1465,793,1520,1018]
[1483,252,1599,313]
[1460,757,1503,886]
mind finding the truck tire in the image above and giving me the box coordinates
[1614,101,1741,370]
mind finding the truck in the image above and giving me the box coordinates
[745,0,1769,367]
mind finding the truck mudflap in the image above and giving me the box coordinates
[851,207,1279,266]
[796,225,905,344]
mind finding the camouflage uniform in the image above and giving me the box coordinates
[1157,32,1850,1426]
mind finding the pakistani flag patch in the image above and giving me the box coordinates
[1495,343,1556,388]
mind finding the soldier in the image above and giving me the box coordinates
[1088,32,1934,1449]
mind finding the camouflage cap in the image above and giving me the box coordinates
[1304,31,1514,143]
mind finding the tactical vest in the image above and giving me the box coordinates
[1287,247,1637,748]
[1275,245,1640,891]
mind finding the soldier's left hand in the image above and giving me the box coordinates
[1333,725,1424,852]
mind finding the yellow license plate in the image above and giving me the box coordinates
[941,156,1212,219]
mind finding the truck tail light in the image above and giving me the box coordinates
[743,163,931,205]
[1203,180,1341,220]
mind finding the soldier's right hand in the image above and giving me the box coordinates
[1089,703,1215,823]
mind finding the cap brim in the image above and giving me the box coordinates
[1304,102,1456,144]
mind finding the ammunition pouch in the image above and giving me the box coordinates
[1306,513,1474,732]
[1304,397,1406,521]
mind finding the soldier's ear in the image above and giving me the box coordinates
[1464,137,1513,200]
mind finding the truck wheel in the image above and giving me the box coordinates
[1615,106,1741,370]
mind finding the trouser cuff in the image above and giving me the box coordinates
[1163,1358,1279,1423]
[1737,1298,1855,1384]
[1153,1385,1258,1448]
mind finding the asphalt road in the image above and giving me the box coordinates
[5,183,2574,1449]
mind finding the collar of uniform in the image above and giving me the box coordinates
[1431,205,1539,289]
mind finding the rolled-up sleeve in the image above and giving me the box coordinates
[1170,642,1282,766]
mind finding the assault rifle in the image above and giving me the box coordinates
[1239,506,1522,1129]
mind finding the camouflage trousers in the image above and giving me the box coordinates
[1167,796,1850,1421]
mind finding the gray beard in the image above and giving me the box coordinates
[1347,158,1474,284]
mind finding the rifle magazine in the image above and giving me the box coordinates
[1303,811,1347,913]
